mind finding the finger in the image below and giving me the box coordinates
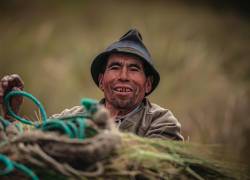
[7,75,21,90]
[11,87,23,103]
[12,86,21,91]
[0,74,24,104]
[0,75,10,90]
[11,74,24,89]
[0,78,6,104]
[0,88,3,104]
[0,74,23,92]
[12,86,22,92]
[6,75,15,89]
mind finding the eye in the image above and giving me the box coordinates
[130,67,139,71]
[109,65,120,70]
[129,65,141,72]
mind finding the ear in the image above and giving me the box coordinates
[98,74,104,91]
[145,76,152,94]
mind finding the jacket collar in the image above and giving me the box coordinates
[99,98,149,130]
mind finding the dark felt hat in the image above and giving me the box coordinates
[90,29,160,96]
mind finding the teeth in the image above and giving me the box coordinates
[115,87,131,92]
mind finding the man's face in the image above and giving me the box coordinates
[98,53,152,110]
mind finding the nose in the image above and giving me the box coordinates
[119,67,129,81]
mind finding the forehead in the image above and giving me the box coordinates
[107,53,143,66]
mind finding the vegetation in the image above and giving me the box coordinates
[0,0,249,176]
[1,130,248,179]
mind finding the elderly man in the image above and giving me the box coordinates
[0,29,183,140]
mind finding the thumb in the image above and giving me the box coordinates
[3,87,23,116]
[10,87,24,106]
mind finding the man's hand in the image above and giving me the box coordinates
[0,74,24,120]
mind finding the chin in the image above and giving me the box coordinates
[114,99,134,109]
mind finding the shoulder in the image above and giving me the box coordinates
[148,102,168,113]
[146,100,177,123]
[144,99,184,140]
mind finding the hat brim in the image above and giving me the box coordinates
[91,51,160,96]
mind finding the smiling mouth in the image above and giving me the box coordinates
[113,87,132,93]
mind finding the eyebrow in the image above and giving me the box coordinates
[107,61,143,70]
[128,63,142,69]
[107,62,121,68]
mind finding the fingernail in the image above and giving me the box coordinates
[2,81,8,86]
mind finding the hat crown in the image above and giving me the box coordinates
[119,29,143,42]
[110,29,150,58]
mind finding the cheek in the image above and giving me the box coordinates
[102,74,115,89]
[133,75,147,87]
[133,78,148,93]
[104,72,117,80]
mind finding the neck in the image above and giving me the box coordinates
[104,101,139,118]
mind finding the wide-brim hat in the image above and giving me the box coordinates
[91,29,160,96]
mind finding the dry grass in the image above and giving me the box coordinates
[0,0,249,168]
[105,133,248,179]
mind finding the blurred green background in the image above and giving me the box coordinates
[0,0,250,167]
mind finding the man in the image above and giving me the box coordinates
[0,29,184,140]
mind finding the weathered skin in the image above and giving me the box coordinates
[0,74,24,121]
[98,53,152,117]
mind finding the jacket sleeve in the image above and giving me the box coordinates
[145,109,184,141]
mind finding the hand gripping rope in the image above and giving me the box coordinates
[0,90,99,180]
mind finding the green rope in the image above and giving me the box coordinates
[15,123,24,134]
[0,116,11,129]
[75,117,86,139]
[65,121,79,138]
[14,162,39,180]
[3,90,99,139]
[40,120,74,138]
[1,90,99,179]
[0,154,14,175]
[0,154,39,180]
[4,91,47,125]
[81,98,98,114]
[0,116,23,134]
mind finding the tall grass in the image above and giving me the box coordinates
[0,0,249,168]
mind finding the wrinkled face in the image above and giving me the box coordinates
[98,53,152,110]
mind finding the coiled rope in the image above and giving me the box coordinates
[3,90,98,139]
[0,90,99,179]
